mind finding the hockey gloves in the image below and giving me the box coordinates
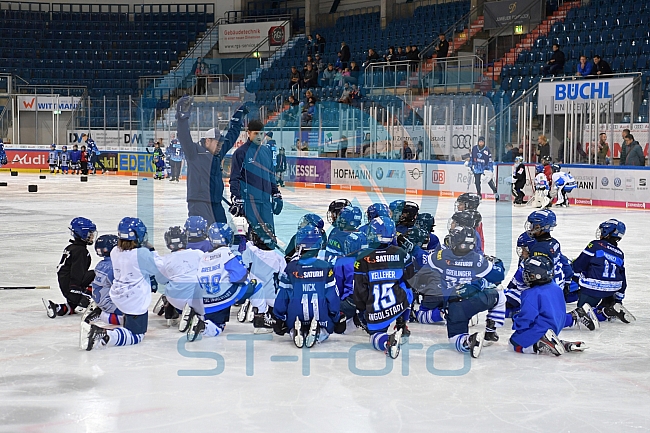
[150,276,159,293]
[175,95,193,121]
[272,193,283,215]
[396,234,414,254]
[229,197,245,217]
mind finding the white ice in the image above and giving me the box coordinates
[1,172,649,432]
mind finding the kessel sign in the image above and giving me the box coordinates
[483,0,543,30]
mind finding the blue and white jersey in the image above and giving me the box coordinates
[59,150,70,167]
[552,171,577,191]
[509,236,573,293]
[241,242,286,307]
[48,150,59,165]
[572,239,626,300]
[534,173,549,190]
[275,257,340,334]
[158,249,204,311]
[91,257,119,314]
[469,144,494,174]
[197,246,252,313]
[87,141,100,156]
[167,142,184,162]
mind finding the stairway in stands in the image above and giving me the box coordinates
[483,1,581,83]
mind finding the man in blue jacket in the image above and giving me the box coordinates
[176,96,249,225]
[467,136,499,200]
[229,120,283,236]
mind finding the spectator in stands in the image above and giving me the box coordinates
[315,34,326,54]
[536,135,550,163]
[314,53,325,73]
[304,55,315,73]
[349,85,361,106]
[363,48,380,69]
[338,83,352,104]
[288,95,299,107]
[620,134,646,166]
[591,55,613,77]
[502,143,516,162]
[402,141,413,160]
[338,135,348,158]
[194,57,208,95]
[349,61,360,84]
[339,42,351,69]
[557,131,587,163]
[576,55,593,77]
[396,47,405,61]
[289,66,301,88]
[305,89,318,105]
[435,34,450,59]
[303,63,318,88]
[322,63,336,87]
[542,44,565,76]
[410,44,420,59]
[406,45,419,70]
[305,35,314,57]
[597,133,609,165]
[302,101,315,126]
[341,68,351,85]
[415,141,424,160]
[384,47,396,63]
[333,67,343,85]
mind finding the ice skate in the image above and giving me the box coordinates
[237,299,252,323]
[396,317,410,344]
[82,306,102,324]
[42,298,57,319]
[469,314,479,327]
[571,303,599,331]
[466,332,484,358]
[178,304,195,333]
[562,340,588,352]
[292,317,304,348]
[80,300,98,323]
[253,308,275,334]
[304,317,320,348]
[603,303,636,323]
[153,295,167,316]
[186,314,205,342]
[385,322,403,359]
[535,329,565,356]
[84,324,109,351]
[484,319,499,346]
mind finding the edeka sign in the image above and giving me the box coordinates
[3,150,49,169]
[284,157,330,183]
[118,152,154,173]
[538,77,634,114]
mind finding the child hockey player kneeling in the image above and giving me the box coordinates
[185,223,261,341]
[43,217,97,318]
[510,256,586,355]
[83,217,168,350]
[274,225,340,348]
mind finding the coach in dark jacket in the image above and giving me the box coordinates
[620,134,646,166]
[176,96,248,225]
[591,55,613,76]
[542,44,565,76]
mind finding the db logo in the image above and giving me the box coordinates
[431,170,446,184]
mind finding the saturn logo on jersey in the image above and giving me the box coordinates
[293,270,324,278]
[364,254,399,263]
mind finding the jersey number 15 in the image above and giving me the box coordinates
[372,283,396,312]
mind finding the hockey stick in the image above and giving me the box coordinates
[0,285,50,290]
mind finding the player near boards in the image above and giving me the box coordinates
[175,96,249,225]
[229,119,283,236]
[0,139,7,167]
[86,138,106,175]
[467,136,499,200]
[166,138,184,182]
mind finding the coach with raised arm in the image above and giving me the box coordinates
[176,96,250,225]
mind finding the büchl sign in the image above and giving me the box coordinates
[538,77,635,114]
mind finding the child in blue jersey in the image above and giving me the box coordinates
[83,217,168,350]
[59,145,70,174]
[353,216,415,359]
[284,213,327,261]
[69,144,81,174]
[0,139,6,168]
[504,232,536,317]
[166,138,184,182]
[153,154,166,180]
[409,227,506,358]
[184,216,212,252]
[358,203,389,236]
[567,219,635,327]
[48,143,59,173]
[274,225,340,348]
[467,136,498,200]
[325,205,362,262]
[413,212,440,251]
[185,223,261,341]
[83,234,122,327]
[395,201,419,235]
[510,256,587,356]
[448,210,483,253]
[240,223,286,333]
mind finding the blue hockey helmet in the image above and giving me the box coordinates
[516,232,536,258]
[522,255,554,286]
[298,213,324,230]
[50,143,56,149]
[551,163,561,173]
[447,226,476,256]
[95,234,118,257]
[367,216,396,245]
[535,164,544,174]
[366,203,389,222]
[164,226,187,252]
[414,212,435,233]
[117,217,148,245]
[70,217,97,244]
[184,216,208,239]
[171,138,179,145]
[406,226,429,247]
[515,156,524,164]
[336,206,363,230]
[389,200,405,215]
[597,219,626,240]
[525,209,557,235]
[208,222,233,247]
[296,224,324,251]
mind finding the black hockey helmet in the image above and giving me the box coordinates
[448,227,476,256]
[398,201,420,227]
[249,223,278,251]
[522,255,554,286]
[164,226,188,252]
[455,192,481,211]
[447,210,479,231]
[327,198,351,224]
[414,212,435,233]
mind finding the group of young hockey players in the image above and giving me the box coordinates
[509,155,577,208]
[43,192,634,359]
[47,139,106,175]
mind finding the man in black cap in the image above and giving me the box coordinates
[176,95,249,225]
[229,120,283,237]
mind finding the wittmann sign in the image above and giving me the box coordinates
[483,0,543,30]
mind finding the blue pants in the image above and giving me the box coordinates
[446,288,499,338]
[124,312,148,335]
[245,199,275,232]
[205,307,231,325]
[578,292,616,309]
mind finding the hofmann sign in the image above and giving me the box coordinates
[483,0,543,29]
[538,77,635,114]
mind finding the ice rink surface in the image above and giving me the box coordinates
[1,171,649,433]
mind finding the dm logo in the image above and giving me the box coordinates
[509,2,517,13]
[614,177,622,187]
[601,177,609,186]
[375,167,384,180]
